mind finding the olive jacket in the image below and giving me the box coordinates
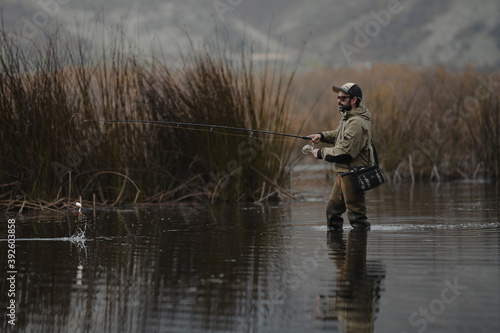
[318,105,374,172]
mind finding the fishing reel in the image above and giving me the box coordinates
[302,143,314,154]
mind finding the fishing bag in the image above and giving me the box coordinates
[341,141,385,192]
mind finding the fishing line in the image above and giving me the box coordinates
[85,119,313,141]
[85,119,315,154]
[153,123,280,142]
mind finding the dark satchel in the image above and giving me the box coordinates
[341,141,385,192]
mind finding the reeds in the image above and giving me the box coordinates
[1,24,498,212]
[293,63,500,182]
[0,26,308,211]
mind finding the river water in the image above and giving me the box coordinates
[1,181,499,333]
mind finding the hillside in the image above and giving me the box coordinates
[229,0,500,68]
[2,0,500,68]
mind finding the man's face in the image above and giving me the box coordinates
[338,92,353,112]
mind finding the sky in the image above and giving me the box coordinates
[2,0,500,68]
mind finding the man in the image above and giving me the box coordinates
[308,82,374,230]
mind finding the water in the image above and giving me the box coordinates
[1,181,499,333]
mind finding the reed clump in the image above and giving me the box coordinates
[2,24,498,212]
[293,63,500,182]
[0,28,308,212]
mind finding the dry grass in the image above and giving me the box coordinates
[291,64,500,182]
[0,28,310,212]
[1,26,498,212]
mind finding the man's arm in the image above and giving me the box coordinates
[320,128,340,144]
[315,149,352,163]
[312,119,364,163]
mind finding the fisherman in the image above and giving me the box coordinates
[308,82,373,231]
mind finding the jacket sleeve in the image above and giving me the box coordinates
[320,119,366,161]
[317,149,352,163]
[320,123,341,144]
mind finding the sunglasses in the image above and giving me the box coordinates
[337,95,352,102]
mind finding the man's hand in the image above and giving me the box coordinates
[307,134,321,144]
[312,149,320,159]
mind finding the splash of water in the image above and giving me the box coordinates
[69,228,87,249]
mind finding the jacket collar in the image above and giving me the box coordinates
[340,105,371,121]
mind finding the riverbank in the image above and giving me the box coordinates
[1,27,499,212]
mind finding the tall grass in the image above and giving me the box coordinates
[293,64,500,182]
[0,27,308,211]
[2,25,498,212]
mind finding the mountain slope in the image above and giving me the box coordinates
[2,0,499,68]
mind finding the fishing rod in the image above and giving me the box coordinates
[85,119,313,141]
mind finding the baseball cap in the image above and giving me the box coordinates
[332,82,362,101]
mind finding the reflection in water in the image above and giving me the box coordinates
[316,230,385,332]
[0,182,499,332]
[0,205,292,332]
[76,264,83,286]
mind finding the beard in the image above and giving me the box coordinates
[338,103,353,112]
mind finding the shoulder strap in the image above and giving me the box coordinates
[371,140,379,165]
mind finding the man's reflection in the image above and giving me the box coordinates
[315,229,386,332]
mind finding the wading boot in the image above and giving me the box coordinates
[350,220,371,230]
[326,199,344,231]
